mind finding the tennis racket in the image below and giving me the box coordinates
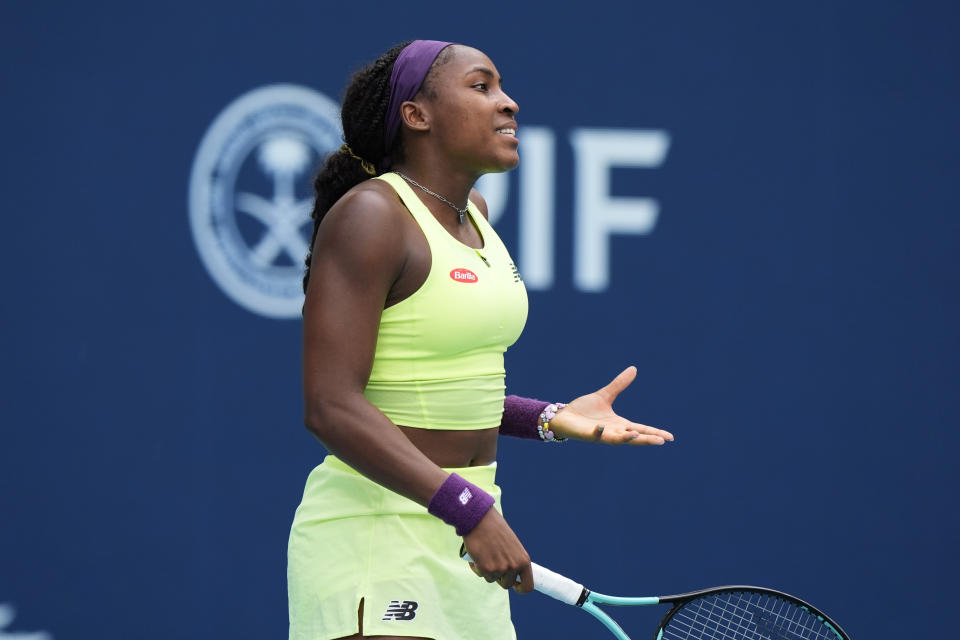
[461,551,850,639]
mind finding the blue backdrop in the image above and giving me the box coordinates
[2,2,958,638]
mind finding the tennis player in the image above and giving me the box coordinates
[288,40,674,640]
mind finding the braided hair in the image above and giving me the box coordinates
[302,41,456,293]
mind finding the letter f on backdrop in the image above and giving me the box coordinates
[570,129,670,292]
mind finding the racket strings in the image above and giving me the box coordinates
[660,591,839,640]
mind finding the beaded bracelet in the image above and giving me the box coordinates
[537,402,568,442]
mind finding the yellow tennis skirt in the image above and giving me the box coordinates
[287,455,516,640]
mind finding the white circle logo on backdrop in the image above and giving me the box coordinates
[189,84,342,318]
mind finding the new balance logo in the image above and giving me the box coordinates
[458,487,473,505]
[382,600,418,621]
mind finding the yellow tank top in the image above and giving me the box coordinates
[363,172,528,430]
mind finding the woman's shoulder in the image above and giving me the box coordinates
[310,176,425,284]
[329,177,402,217]
[320,178,408,237]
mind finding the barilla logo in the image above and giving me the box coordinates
[449,268,478,283]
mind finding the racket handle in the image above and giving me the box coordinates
[460,551,586,606]
[530,561,587,606]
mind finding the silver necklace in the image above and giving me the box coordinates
[395,172,468,224]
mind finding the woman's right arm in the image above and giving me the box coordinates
[302,186,533,592]
[302,186,448,503]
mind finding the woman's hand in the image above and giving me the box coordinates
[548,366,674,445]
[462,509,534,593]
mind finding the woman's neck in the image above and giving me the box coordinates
[391,159,478,211]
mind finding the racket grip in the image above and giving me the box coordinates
[530,561,586,606]
[460,550,586,606]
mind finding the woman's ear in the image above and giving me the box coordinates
[400,100,431,132]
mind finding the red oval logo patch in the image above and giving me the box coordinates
[449,268,478,283]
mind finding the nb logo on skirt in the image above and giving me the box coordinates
[382,600,419,621]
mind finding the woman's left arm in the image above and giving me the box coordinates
[502,366,674,445]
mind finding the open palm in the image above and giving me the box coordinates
[549,366,674,445]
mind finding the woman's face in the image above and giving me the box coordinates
[420,46,520,173]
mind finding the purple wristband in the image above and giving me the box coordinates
[427,473,495,536]
[499,395,551,440]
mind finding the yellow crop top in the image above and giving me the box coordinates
[363,173,529,430]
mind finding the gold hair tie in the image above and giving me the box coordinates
[339,144,377,176]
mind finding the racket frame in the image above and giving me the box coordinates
[655,585,850,640]
[583,584,849,640]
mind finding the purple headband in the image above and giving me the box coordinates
[382,39,455,169]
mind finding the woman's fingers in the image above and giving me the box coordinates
[591,422,673,445]
[514,563,534,594]
[497,569,519,589]
[627,432,667,445]
[596,365,637,402]
[480,564,527,591]
[621,421,674,441]
[487,566,534,593]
